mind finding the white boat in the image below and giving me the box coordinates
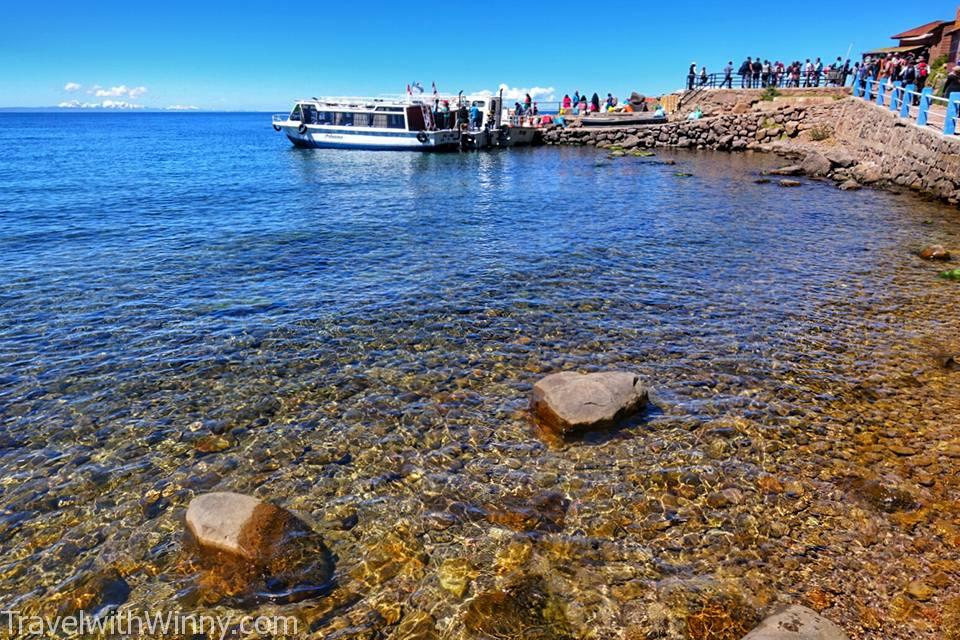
[272,96,461,151]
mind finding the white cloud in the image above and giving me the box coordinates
[63,82,82,92]
[100,100,144,109]
[89,84,148,99]
[57,99,144,109]
[472,84,556,103]
[165,104,199,111]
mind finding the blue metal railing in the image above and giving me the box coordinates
[852,72,960,135]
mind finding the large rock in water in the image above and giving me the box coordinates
[742,605,849,640]
[184,492,334,605]
[187,492,286,560]
[801,152,832,177]
[531,371,648,433]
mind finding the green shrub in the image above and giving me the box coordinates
[809,124,832,141]
[761,87,781,102]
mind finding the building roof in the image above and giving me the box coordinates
[862,45,926,56]
[890,20,952,40]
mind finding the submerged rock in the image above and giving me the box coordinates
[919,245,951,260]
[531,371,648,433]
[848,478,918,514]
[183,492,334,605]
[779,179,802,188]
[485,491,569,532]
[463,577,574,640]
[838,180,861,191]
[743,605,848,639]
[768,165,803,176]
[57,568,131,618]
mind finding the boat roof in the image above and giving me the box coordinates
[294,94,495,108]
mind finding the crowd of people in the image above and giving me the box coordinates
[556,91,664,117]
[857,53,932,94]
[687,57,854,90]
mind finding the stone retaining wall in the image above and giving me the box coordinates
[539,97,960,206]
[832,99,960,203]
[541,101,843,152]
[674,87,851,117]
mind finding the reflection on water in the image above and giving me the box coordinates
[0,113,959,639]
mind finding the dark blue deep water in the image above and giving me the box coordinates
[1,112,959,637]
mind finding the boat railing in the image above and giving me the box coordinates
[272,114,290,123]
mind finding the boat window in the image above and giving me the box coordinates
[316,111,334,125]
[353,112,371,127]
[301,104,317,125]
[290,104,302,121]
[372,113,406,128]
[334,112,354,126]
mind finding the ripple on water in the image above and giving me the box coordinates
[1,114,960,639]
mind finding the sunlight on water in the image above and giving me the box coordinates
[0,113,959,639]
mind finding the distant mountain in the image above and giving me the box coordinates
[0,107,273,113]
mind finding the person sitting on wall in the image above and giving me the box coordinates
[686,106,703,121]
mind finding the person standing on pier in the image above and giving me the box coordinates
[688,63,697,90]
[942,66,960,98]
[722,61,733,88]
[561,94,572,114]
[739,57,752,88]
[469,102,482,130]
[916,57,929,93]
[699,66,708,87]
[752,57,762,88]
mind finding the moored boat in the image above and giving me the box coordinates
[272,97,461,151]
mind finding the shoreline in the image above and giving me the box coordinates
[540,89,960,208]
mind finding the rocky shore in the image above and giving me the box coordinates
[540,92,960,207]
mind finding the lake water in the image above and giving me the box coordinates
[1,112,959,639]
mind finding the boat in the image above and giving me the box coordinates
[579,113,668,128]
[271,92,540,151]
[272,96,461,151]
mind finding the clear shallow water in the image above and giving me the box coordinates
[1,113,960,639]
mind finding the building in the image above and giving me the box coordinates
[864,6,960,63]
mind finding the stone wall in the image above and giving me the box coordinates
[674,87,851,118]
[541,101,844,152]
[539,96,960,206]
[832,99,960,203]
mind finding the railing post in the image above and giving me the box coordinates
[876,82,886,106]
[900,84,915,118]
[917,88,933,126]
[946,92,960,135]
[889,82,902,112]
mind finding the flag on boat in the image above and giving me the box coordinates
[406,84,412,96]
[432,81,438,96]
[412,82,424,94]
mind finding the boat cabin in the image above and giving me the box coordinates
[288,99,436,131]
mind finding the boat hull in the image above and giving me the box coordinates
[279,123,461,151]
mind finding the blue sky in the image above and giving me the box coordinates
[2,1,957,110]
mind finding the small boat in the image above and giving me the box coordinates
[272,96,461,151]
[579,113,668,128]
